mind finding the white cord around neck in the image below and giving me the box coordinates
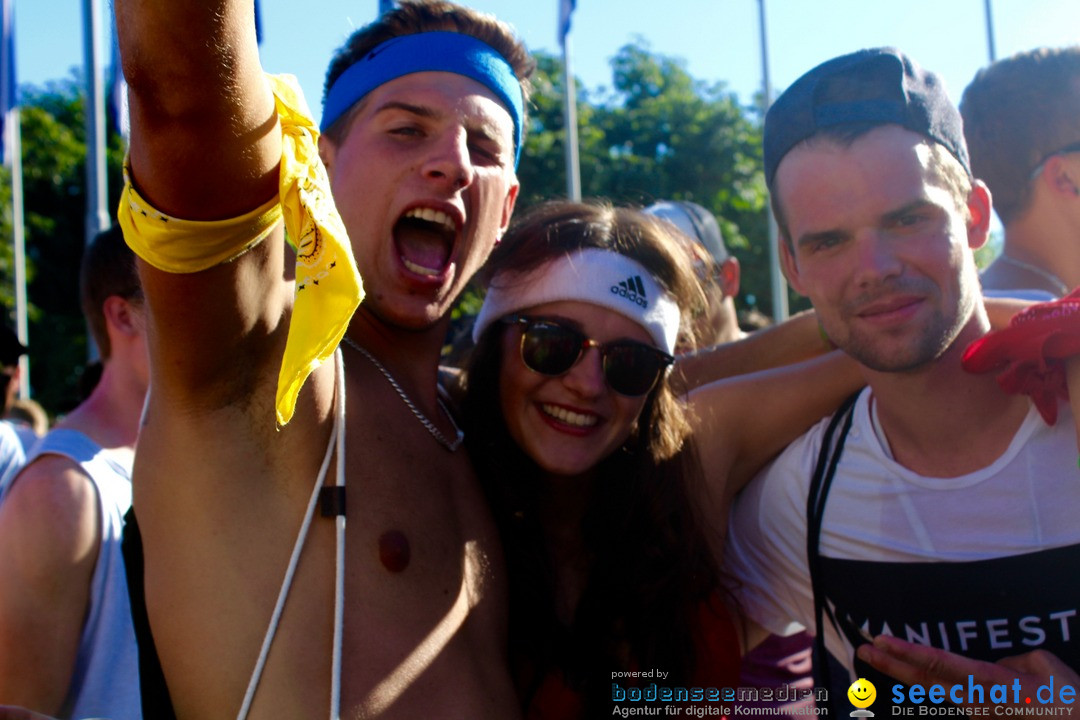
[330,347,346,719]
[237,348,346,720]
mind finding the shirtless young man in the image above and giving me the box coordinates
[113,1,532,717]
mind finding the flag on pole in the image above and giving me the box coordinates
[109,20,129,141]
[0,0,16,165]
[558,0,576,46]
[254,0,264,45]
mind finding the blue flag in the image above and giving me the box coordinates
[109,18,129,140]
[254,0,263,45]
[559,0,576,46]
[0,0,15,165]
[379,0,395,15]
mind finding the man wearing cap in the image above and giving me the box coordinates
[644,200,747,348]
[723,48,1080,711]
[961,46,1080,300]
[114,0,529,717]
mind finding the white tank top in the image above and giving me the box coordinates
[23,429,141,720]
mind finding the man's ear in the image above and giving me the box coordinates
[102,296,140,338]
[1045,155,1080,198]
[318,134,336,181]
[779,237,807,296]
[499,178,520,236]
[718,257,741,298]
[965,180,993,250]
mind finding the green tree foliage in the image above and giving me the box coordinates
[0,74,125,416]
[515,42,791,319]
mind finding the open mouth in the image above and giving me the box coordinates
[540,404,599,428]
[394,207,458,278]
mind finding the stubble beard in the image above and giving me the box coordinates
[834,281,978,374]
[839,309,954,373]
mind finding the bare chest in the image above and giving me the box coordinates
[138,391,515,718]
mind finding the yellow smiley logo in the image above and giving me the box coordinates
[848,678,877,709]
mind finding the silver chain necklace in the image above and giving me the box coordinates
[341,336,464,452]
[998,254,1070,297]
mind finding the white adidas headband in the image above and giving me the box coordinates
[472,248,681,354]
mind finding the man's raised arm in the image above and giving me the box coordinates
[114,0,292,404]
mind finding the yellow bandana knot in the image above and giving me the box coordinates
[118,73,364,426]
[271,74,363,425]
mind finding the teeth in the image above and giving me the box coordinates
[404,207,455,232]
[401,256,441,277]
[541,404,598,428]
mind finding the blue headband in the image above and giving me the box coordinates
[321,31,524,167]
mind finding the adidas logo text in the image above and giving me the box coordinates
[610,275,648,308]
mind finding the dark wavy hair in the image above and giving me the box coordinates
[322,0,535,144]
[462,200,723,715]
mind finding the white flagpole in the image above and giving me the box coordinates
[83,0,109,363]
[561,38,581,201]
[83,0,109,245]
[757,0,787,322]
[8,106,25,399]
[983,0,997,62]
[2,0,26,397]
[560,2,581,201]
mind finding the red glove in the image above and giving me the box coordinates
[962,289,1080,425]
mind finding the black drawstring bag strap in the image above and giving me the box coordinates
[806,390,862,712]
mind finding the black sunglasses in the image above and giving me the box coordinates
[507,315,674,397]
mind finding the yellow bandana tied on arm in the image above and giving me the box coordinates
[118,73,364,426]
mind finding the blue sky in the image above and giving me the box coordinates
[15,0,1080,121]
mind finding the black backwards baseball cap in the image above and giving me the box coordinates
[763,48,971,189]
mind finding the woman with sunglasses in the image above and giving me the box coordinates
[462,201,861,718]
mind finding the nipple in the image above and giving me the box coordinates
[378,530,411,573]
